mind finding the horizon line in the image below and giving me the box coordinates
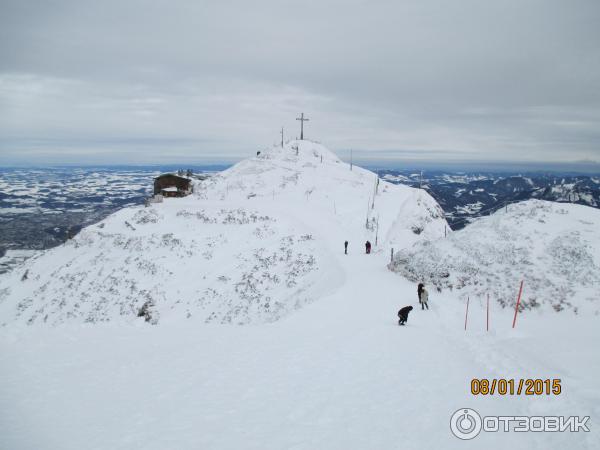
[1,159,600,175]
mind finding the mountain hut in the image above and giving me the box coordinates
[153,174,193,198]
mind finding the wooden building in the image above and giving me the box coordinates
[153,174,193,198]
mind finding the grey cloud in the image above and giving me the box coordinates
[1,0,599,165]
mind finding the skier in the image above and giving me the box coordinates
[419,283,429,310]
[344,240,348,255]
[365,241,371,254]
[397,305,413,326]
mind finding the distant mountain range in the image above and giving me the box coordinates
[376,169,600,229]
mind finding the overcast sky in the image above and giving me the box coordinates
[1,0,599,165]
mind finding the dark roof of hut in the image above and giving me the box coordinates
[154,173,191,182]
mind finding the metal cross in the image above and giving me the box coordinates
[296,113,309,140]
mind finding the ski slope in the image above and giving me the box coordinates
[1,141,599,449]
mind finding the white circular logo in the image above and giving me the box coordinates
[450,408,482,440]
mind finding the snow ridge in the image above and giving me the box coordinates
[389,199,600,314]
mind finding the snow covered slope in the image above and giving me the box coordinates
[389,199,600,314]
[0,140,446,326]
[1,145,599,450]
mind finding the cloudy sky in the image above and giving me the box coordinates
[1,0,599,165]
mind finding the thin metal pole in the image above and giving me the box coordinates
[486,294,489,332]
[464,297,470,331]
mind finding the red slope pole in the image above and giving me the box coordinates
[464,296,469,331]
[486,294,489,332]
[512,280,524,329]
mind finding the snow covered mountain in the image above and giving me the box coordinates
[1,142,599,450]
[380,170,600,230]
[0,140,446,326]
[389,199,600,314]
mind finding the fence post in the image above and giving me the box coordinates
[512,280,524,329]
[486,294,489,332]
[464,297,470,331]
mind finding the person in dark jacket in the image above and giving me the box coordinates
[397,305,413,325]
[365,241,371,254]
[344,240,348,254]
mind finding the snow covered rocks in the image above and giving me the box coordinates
[389,199,600,314]
[0,140,447,326]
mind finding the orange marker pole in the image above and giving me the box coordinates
[512,280,524,329]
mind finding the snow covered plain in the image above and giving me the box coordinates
[0,141,599,449]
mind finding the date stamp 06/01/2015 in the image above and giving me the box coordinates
[471,378,562,396]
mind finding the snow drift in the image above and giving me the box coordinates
[389,199,600,314]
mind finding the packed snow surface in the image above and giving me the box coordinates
[389,200,600,314]
[0,142,598,449]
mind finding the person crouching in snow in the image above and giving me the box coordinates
[397,306,413,326]
[419,284,429,310]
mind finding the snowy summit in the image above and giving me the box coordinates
[0,140,446,326]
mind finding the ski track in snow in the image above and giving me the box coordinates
[0,141,599,449]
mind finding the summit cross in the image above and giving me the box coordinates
[296,113,309,140]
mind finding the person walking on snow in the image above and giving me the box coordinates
[419,283,429,310]
[365,241,371,254]
[344,240,348,255]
